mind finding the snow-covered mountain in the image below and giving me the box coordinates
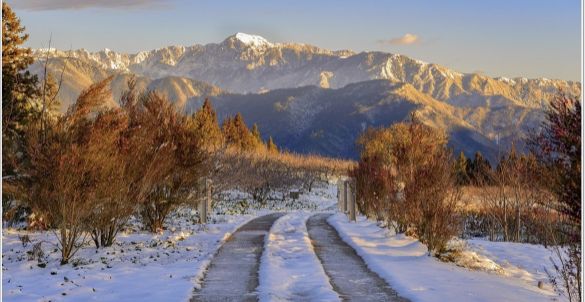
[33,32,579,108]
[31,33,581,160]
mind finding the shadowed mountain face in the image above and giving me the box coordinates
[30,33,580,161]
[204,80,532,162]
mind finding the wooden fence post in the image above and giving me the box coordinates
[337,179,345,212]
[347,179,356,222]
[199,179,212,224]
[206,179,212,221]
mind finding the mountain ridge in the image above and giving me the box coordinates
[33,33,579,102]
[29,33,580,161]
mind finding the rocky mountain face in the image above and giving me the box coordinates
[205,80,542,161]
[31,33,580,161]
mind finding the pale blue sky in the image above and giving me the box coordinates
[9,0,582,81]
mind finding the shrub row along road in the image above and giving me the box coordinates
[192,213,408,302]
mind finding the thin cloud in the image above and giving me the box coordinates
[8,0,172,11]
[380,33,421,46]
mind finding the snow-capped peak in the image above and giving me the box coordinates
[232,32,273,47]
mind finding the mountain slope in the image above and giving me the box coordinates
[30,56,224,111]
[206,80,536,161]
[29,33,580,161]
[33,33,580,109]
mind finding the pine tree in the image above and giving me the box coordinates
[2,2,41,177]
[267,136,278,154]
[190,98,223,151]
[470,151,492,185]
[233,113,255,151]
[233,113,248,138]
[251,123,266,149]
[222,113,253,151]
[221,116,236,146]
[454,151,469,185]
[251,123,261,141]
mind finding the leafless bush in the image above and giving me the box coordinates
[27,242,44,261]
[352,118,461,255]
[406,148,461,255]
[121,89,207,232]
[212,147,354,204]
[18,234,31,247]
[531,92,581,301]
[547,243,581,302]
[20,78,117,264]
[474,149,560,244]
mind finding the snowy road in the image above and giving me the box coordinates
[307,214,408,302]
[192,212,408,302]
[191,213,285,302]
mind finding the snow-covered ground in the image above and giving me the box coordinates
[467,239,556,291]
[213,184,338,215]
[328,213,562,302]
[258,211,339,302]
[1,185,336,301]
[2,211,253,302]
[2,183,564,302]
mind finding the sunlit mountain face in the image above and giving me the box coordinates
[31,33,581,161]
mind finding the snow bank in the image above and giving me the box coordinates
[467,239,556,291]
[258,212,339,302]
[328,214,561,302]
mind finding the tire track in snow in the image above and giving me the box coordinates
[257,212,340,302]
[307,213,409,302]
[191,213,284,302]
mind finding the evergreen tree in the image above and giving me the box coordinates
[454,151,470,185]
[190,98,223,151]
[2,2,41,177]
[251,123,262,142]
[222,113,256,151]
[251,123,266,149]
[470,151,492,185]
[267,136,278,154]
[221,116,236,146]
[233,113,248,137]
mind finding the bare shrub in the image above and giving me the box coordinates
[352,154,395,222]
[406,148,460,255]
[531,92,581,301]
[547,243,581,302]
[121,89,208,232]
[18,234,31,247]
[28,242,44,261]
[352,116,461,255]
[212,146,354,205]
[20,78,115,264]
